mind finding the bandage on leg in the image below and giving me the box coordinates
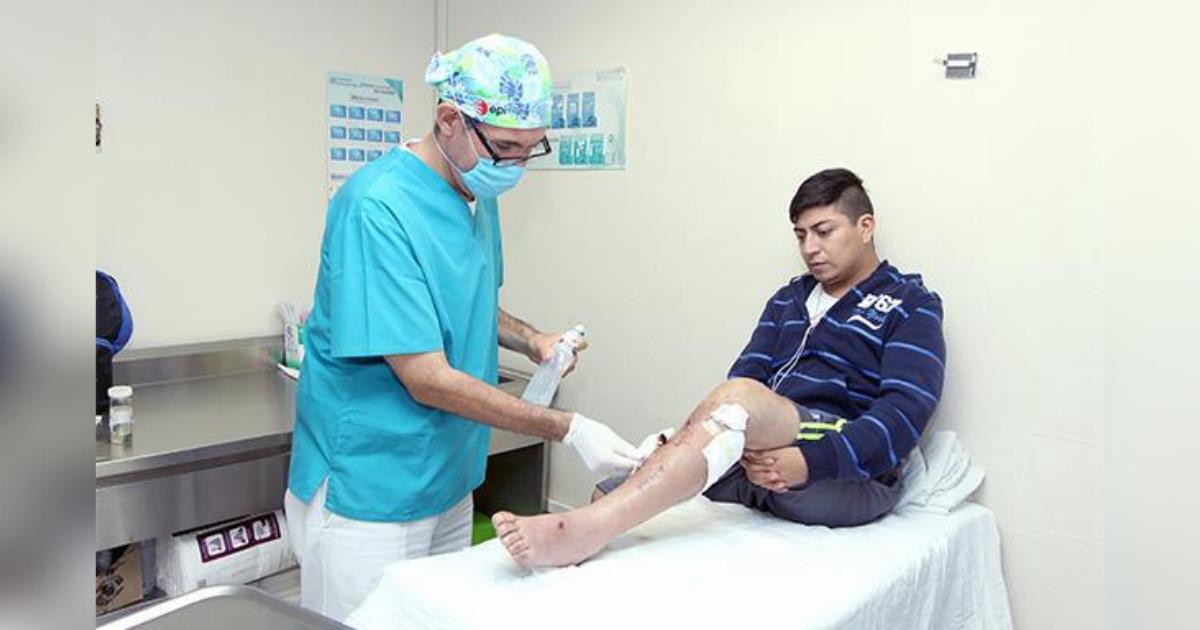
[700,403,749,490]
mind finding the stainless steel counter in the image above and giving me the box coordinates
[96,370,296,483]
[96,337,546,551]
[96,367,539,483]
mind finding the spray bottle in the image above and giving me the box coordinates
[521,324,586,406]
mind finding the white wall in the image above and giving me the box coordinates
[95,0,437,348]
[1098,2,1199,627]
[449,1,1107,627]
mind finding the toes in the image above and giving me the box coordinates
[492,512,517,535]
[497,522,530,559]
[499,538,523,557]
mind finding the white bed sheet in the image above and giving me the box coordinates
[347,497,1012,629]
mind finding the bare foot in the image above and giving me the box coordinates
[491,510,611,568]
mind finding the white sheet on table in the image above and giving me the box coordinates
[349,501,1011,629]
[348,431,1011,630]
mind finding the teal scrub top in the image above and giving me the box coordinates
[288,147,503,522]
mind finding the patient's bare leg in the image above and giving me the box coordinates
[492,378,800,568]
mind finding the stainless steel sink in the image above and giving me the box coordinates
[97,585,348,629]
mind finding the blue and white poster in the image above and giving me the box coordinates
[327,71,404,198]
[531,67,627,171]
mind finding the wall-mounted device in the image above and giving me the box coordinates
[936,53,978,79]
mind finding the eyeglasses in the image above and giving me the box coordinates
[463,115,552,167]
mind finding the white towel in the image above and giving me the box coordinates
[896,430,985,513]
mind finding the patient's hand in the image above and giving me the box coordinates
[742,446,809,493]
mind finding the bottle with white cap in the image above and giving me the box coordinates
[521,324,586,407]
[108,385,134,445]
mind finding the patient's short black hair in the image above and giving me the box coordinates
[789,168,874,223]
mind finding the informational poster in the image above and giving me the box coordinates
[530,68,627,170]
[327,71,404,198]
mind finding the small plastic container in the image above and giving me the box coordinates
[108,385,134,445]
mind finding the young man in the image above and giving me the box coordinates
[493,168,946,568]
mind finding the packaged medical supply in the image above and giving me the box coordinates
[156,510,296,597]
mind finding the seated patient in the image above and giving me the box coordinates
[494,168,946,568]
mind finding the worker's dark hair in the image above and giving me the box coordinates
[788,168,874,223]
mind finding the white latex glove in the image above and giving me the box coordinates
[632,427,677,463]
[563,413,641,477]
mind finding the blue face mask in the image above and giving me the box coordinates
[435,110,526,199]
[460,156,525,199]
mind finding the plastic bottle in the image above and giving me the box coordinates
[521,325,585,406]
[284,322,302,369]
[296,323,306,366]
[108,385,134,445]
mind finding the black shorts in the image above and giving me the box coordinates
[595,402,903,527]
[596,466,902,528]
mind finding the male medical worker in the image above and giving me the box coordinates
[284,34,640,620]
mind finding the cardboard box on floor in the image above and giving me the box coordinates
[96,544,143,615]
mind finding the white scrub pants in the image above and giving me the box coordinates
[283,480,473,622]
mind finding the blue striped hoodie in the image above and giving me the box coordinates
[728,261,946,482]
